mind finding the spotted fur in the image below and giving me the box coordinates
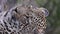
[0,5,48,34]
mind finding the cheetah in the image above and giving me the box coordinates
[0,0,49,34]
[0,4,49,34]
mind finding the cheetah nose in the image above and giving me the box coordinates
[43,9,49,17]
[40,8,49,17]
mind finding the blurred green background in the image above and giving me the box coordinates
[17,0,60,34]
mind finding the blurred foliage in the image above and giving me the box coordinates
[36,0,60,34]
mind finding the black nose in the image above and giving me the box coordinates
[44,9,49,17]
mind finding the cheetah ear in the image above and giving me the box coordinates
[12,8,17,13]
[39,7,49,17]
[10,6,17,11]
[9,6,18,14]
[10,4,22,13]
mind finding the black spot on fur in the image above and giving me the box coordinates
[4,32,8,34]
[6,27,11,32]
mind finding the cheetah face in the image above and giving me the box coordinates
[39,7,49,17]
[0,4,48,34]
[10,6,47,34]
